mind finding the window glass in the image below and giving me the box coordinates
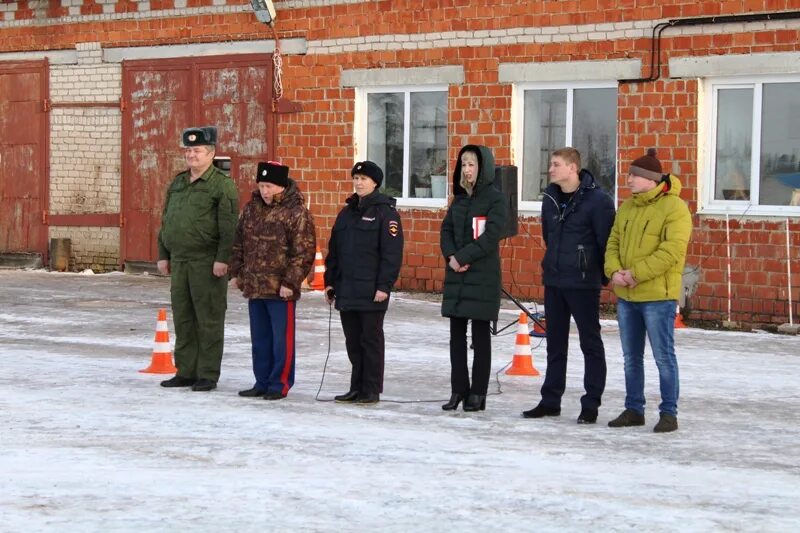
[522,89,565,201]
[714,88,752,201]
[365,89,448,200]
[760,83,800,206]
[573,88,617,193]
[409,92,448,198]
[366,92,404,197]
[521,86,616,202]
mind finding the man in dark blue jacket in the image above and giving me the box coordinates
[522,147,615,424]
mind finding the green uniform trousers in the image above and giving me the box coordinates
[170,259,228,382]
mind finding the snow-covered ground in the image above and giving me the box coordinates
[1,270,798,532]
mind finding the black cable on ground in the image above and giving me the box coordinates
[313,297,526,405]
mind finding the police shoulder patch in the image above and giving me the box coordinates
[388,220,399,237]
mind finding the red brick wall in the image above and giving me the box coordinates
[3,0,800,325]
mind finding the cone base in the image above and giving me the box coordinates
[506,356,540,376]
[139,354,178,374]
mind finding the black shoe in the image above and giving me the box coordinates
[521,404,561,418]
[653,413,678,433]
[334,390,360,403]
[442,393,465,411]
[238,387,266,398]
[355,392,379,404]
[577,407,598,424]
[463,393,486,412]
[608,408,645,427]
[191,378,217,392]
[160,375,196,388]
[263,391,287,400]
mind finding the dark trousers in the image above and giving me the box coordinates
[540,286,606,410]
[248,298,296,396]
[340,310,386,395]
[170,259,228,382]
[449,317,492,396]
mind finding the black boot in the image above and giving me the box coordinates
[238,387,266,398]
[191,378,216,392]
[160,375,196,388]
[521,404,561,419]
[334,390,360,403]
[463,394,486,412]
[355,392,379,404]
[442,393,465,411]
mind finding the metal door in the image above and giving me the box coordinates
[0,60,48,254]
[121,55,274,262]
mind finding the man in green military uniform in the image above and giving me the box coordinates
[157,126,239,392]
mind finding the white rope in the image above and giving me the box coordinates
[271,24,283,101]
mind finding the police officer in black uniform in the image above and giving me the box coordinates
[324,161,404,404]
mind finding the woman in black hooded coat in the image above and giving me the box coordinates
[440,144,508,412]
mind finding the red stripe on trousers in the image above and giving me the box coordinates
[280,300,295,396]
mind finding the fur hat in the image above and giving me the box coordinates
[351,160,383,187]
[256,161,289,188]
[182,126,217,147]
[630,148,663,181]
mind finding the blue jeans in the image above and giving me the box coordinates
[616,299,679,417]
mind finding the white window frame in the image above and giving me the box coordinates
[354,85,449,209]
[701,74,800,216]
[511,80,618,213]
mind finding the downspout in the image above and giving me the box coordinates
[619,11,800,84]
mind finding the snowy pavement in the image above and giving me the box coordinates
[0,270,798,532]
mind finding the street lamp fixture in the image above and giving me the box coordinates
[250,0,276,25]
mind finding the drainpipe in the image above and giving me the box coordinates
[619,11,800,84]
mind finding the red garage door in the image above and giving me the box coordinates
[0,60,48,255]
[121,54,274,262]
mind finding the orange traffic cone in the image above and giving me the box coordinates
[674,303,687,329]
[506,312,540,376]
[140,308,178,374]
[310,246,326,291]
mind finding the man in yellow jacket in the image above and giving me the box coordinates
[604,149,692,433]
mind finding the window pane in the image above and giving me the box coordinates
[760,83,800,206]
[522,89,566,201]
[409,92,448,198]
[572,88,616,194]
[367,93,404,197]
[715,88,752,201]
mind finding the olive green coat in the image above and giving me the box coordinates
[604,175,692,302]
[157,165,239,263]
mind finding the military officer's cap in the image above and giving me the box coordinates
[182,126,217,147]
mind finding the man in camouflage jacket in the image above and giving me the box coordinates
[230,161,316,400]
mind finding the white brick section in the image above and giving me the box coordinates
[48,226,121,272]
[103,38,307,63]
[340,65,464,87]
[49,108,122,215]
[0,49,77,64]
[499,59,642,82]
[0,0,369,28]
[670,51,800,78]
[308,21,659,54]
[51,63,122,102]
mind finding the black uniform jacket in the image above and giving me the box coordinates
[325,190,404,312]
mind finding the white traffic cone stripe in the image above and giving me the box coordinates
[153,342,172,352]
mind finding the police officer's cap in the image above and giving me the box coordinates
[182,126,217,147]
[351,160,383,187]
